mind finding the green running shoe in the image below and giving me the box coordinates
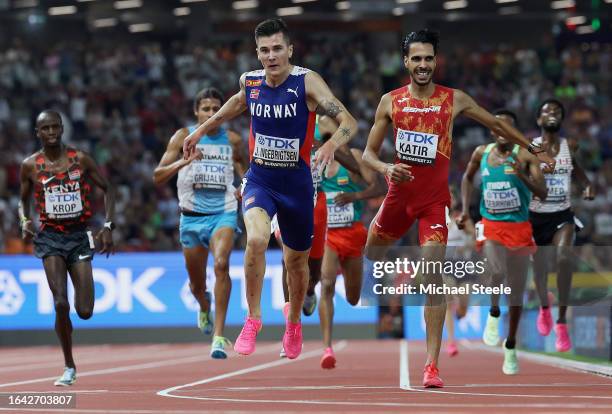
[502,340,519,375]
[54,367,76,386]
[197,292,214,335]
[210,336,232,359]
[302,293,317,316]
[483,314,500,346]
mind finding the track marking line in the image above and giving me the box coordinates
[4,403,612,413]
[399,339,412,390]
[0,345,193,374]
[158,340,348,397]
[461,339,612,378]
[0,343,279,389]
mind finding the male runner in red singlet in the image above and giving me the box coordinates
[362,30,555,388]
[19,110,115,386]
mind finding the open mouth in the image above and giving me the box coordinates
[415,70,431,82]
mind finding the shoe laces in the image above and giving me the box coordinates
[242,318,260,338]
[214,336,232,348]
[285,322,301,339]
[425,363,439,376]
[61,367,75,380]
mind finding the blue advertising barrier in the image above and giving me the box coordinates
[0,251,377,330]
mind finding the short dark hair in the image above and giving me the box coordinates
[36,110,62,126]
[254,18,290,44]
[402,29,439,56]
[537,99,565,120]
[493,108,518,125]
[193,88,224,111]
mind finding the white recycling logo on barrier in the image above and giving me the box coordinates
[0,271,25,315]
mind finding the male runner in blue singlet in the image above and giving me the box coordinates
[183,19,358,359]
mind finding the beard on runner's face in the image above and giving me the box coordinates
[542,116,561,132]
[412,66,433,85]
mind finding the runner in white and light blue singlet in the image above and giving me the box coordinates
[154,87,247,360]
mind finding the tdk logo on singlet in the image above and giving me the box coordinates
[250,102,298,119]
[198,164,226,173]
[401,131,435,145]
[547,177,566,186]
[395,128,439,165]
[258,136,297,149]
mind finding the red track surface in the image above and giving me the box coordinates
[0,340,611,413]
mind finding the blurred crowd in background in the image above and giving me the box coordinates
[0,34,611,253]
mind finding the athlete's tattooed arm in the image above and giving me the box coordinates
[318,115,361,175]
[306,71,357,169]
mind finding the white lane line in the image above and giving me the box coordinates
[5,404,611,413]
[399,339,412,390]
[157,340,348,398]
[461,340,612,378]
[0,345,186,374]
[1,390,108,394]
[0,344,176,368]
[0,343,278,389]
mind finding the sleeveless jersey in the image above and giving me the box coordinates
[479,144,531,222]
[529,137,573,213]
[321,163,363,228]
[244,66,315,192]
[389,84,454,202]
[177,126,237,214]
[34,147,92,232]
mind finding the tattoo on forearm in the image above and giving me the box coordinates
[316,100,343,118]
[331,127,352,147]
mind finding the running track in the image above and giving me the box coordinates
[0,340,610,413]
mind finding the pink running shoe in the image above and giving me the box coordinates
[555,323,572,352]
[446,342,459,357]
[282,321,303,359]
[423,362,444,388]
[537,307,553,336]
[234,317,262,355]
[321,347,336,369]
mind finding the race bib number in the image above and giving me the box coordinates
[483,187,521,214]
[326,192,354,228]
[45,191,83,219]
[253,133,300,168]
[192,144,231,190]
[395,128,438,165]
[544,175,569,203]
